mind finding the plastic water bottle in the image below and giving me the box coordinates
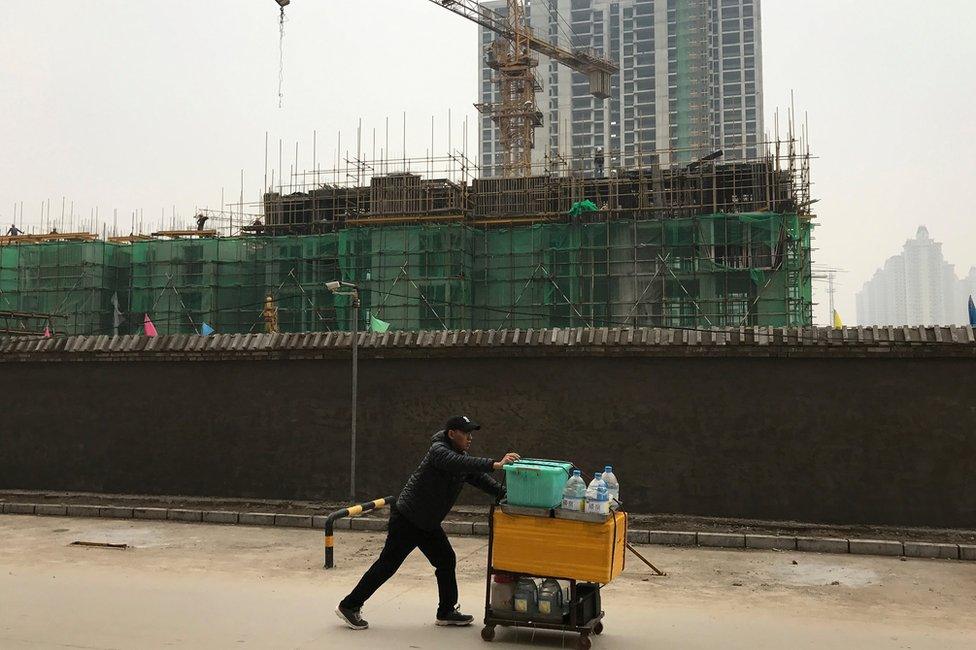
[561,469,587,512]
[602,465,619,504]
[513,577,538,615]
[584,472,601,505]
[585,473,609,515]
[537,578,564,619]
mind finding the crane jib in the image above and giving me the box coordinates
[275,0,619,176]
[429,0,618,78]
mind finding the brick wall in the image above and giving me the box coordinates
[1,343,974,528]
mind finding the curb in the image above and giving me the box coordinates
[2,502,974,562]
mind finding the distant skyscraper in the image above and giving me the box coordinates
[957,265,976,323]
[856,226,968,326]
[478,0,764,176]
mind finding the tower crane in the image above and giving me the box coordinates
[274,0,618,178]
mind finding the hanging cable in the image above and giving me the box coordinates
[276,1,289,108]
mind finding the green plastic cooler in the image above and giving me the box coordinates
[503,459,574,508]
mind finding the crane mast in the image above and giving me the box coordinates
[275,0,618,178]
[479,0,538,177]
[433,1,617,177]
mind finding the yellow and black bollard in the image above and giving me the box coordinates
[323,496,394,569]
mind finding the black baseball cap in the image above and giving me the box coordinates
[445,415,481,433]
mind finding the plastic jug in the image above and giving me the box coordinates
[537,578,564,619]
[585,473,609,515]
[602,465,620,503]
[490,573,516,611]
[513,577,539,615]
[561,469,587,512]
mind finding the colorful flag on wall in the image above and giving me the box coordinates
[200,322,215,336]
[43,325,51,338]
[369,313,391,333]
[832,309,843,329]
[144,314,158,337]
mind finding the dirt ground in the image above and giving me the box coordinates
[3,489,975,544]
[1,514,975,649]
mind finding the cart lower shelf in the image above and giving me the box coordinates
[483,504,616,650]
[481,610,604,650]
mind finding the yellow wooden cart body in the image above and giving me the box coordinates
[490,509,627,584]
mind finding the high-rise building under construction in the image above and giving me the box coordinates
[479,0,764,175]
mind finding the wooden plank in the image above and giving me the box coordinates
[108,235,155,243]
[344,214,464,226]
[150,230,219,239]
[36,232,98,242]
[0,235,45,245]
[467,215,563,226]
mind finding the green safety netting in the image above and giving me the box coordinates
[0,241,130,335]
[0,213,812,335]
[129,234,354,334]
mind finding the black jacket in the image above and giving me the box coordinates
[395,430,506,531]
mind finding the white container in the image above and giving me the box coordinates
[602,465,620,503]
[490,573,516,611]
[561,469,587,512]
[585,473,610,515]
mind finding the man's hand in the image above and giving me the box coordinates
[493,452,521,470]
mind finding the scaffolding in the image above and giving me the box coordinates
[125,227,474,335]
[0,213,810,336]
[129,236,340,334]
[126,220,773,334]
[471,213,811,329]
[1,138,813,335]
[0,240,130,335]
[260,146,808,232]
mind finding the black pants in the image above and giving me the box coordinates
[339,507,458,617]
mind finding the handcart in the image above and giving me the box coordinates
[481,502,627,650]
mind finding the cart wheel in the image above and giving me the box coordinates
[593,621,604,635]
[578,633,592,650]
[481,625,496,642]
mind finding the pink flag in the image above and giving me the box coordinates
[144,314,158,337]
[43,325,51,338]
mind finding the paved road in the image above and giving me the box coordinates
[1,515,974,649]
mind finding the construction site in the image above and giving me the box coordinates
[6,4,976,648]
[0,141,814,336]
[0,0,813,337]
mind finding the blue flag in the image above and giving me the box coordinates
[201,322,215,336]
[969,296,975,327]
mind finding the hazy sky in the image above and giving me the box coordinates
[2,0,974,325]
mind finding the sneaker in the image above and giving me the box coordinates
[435,606,474,627]
[335,605,369,630]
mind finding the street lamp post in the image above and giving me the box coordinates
[327,280,360,501]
